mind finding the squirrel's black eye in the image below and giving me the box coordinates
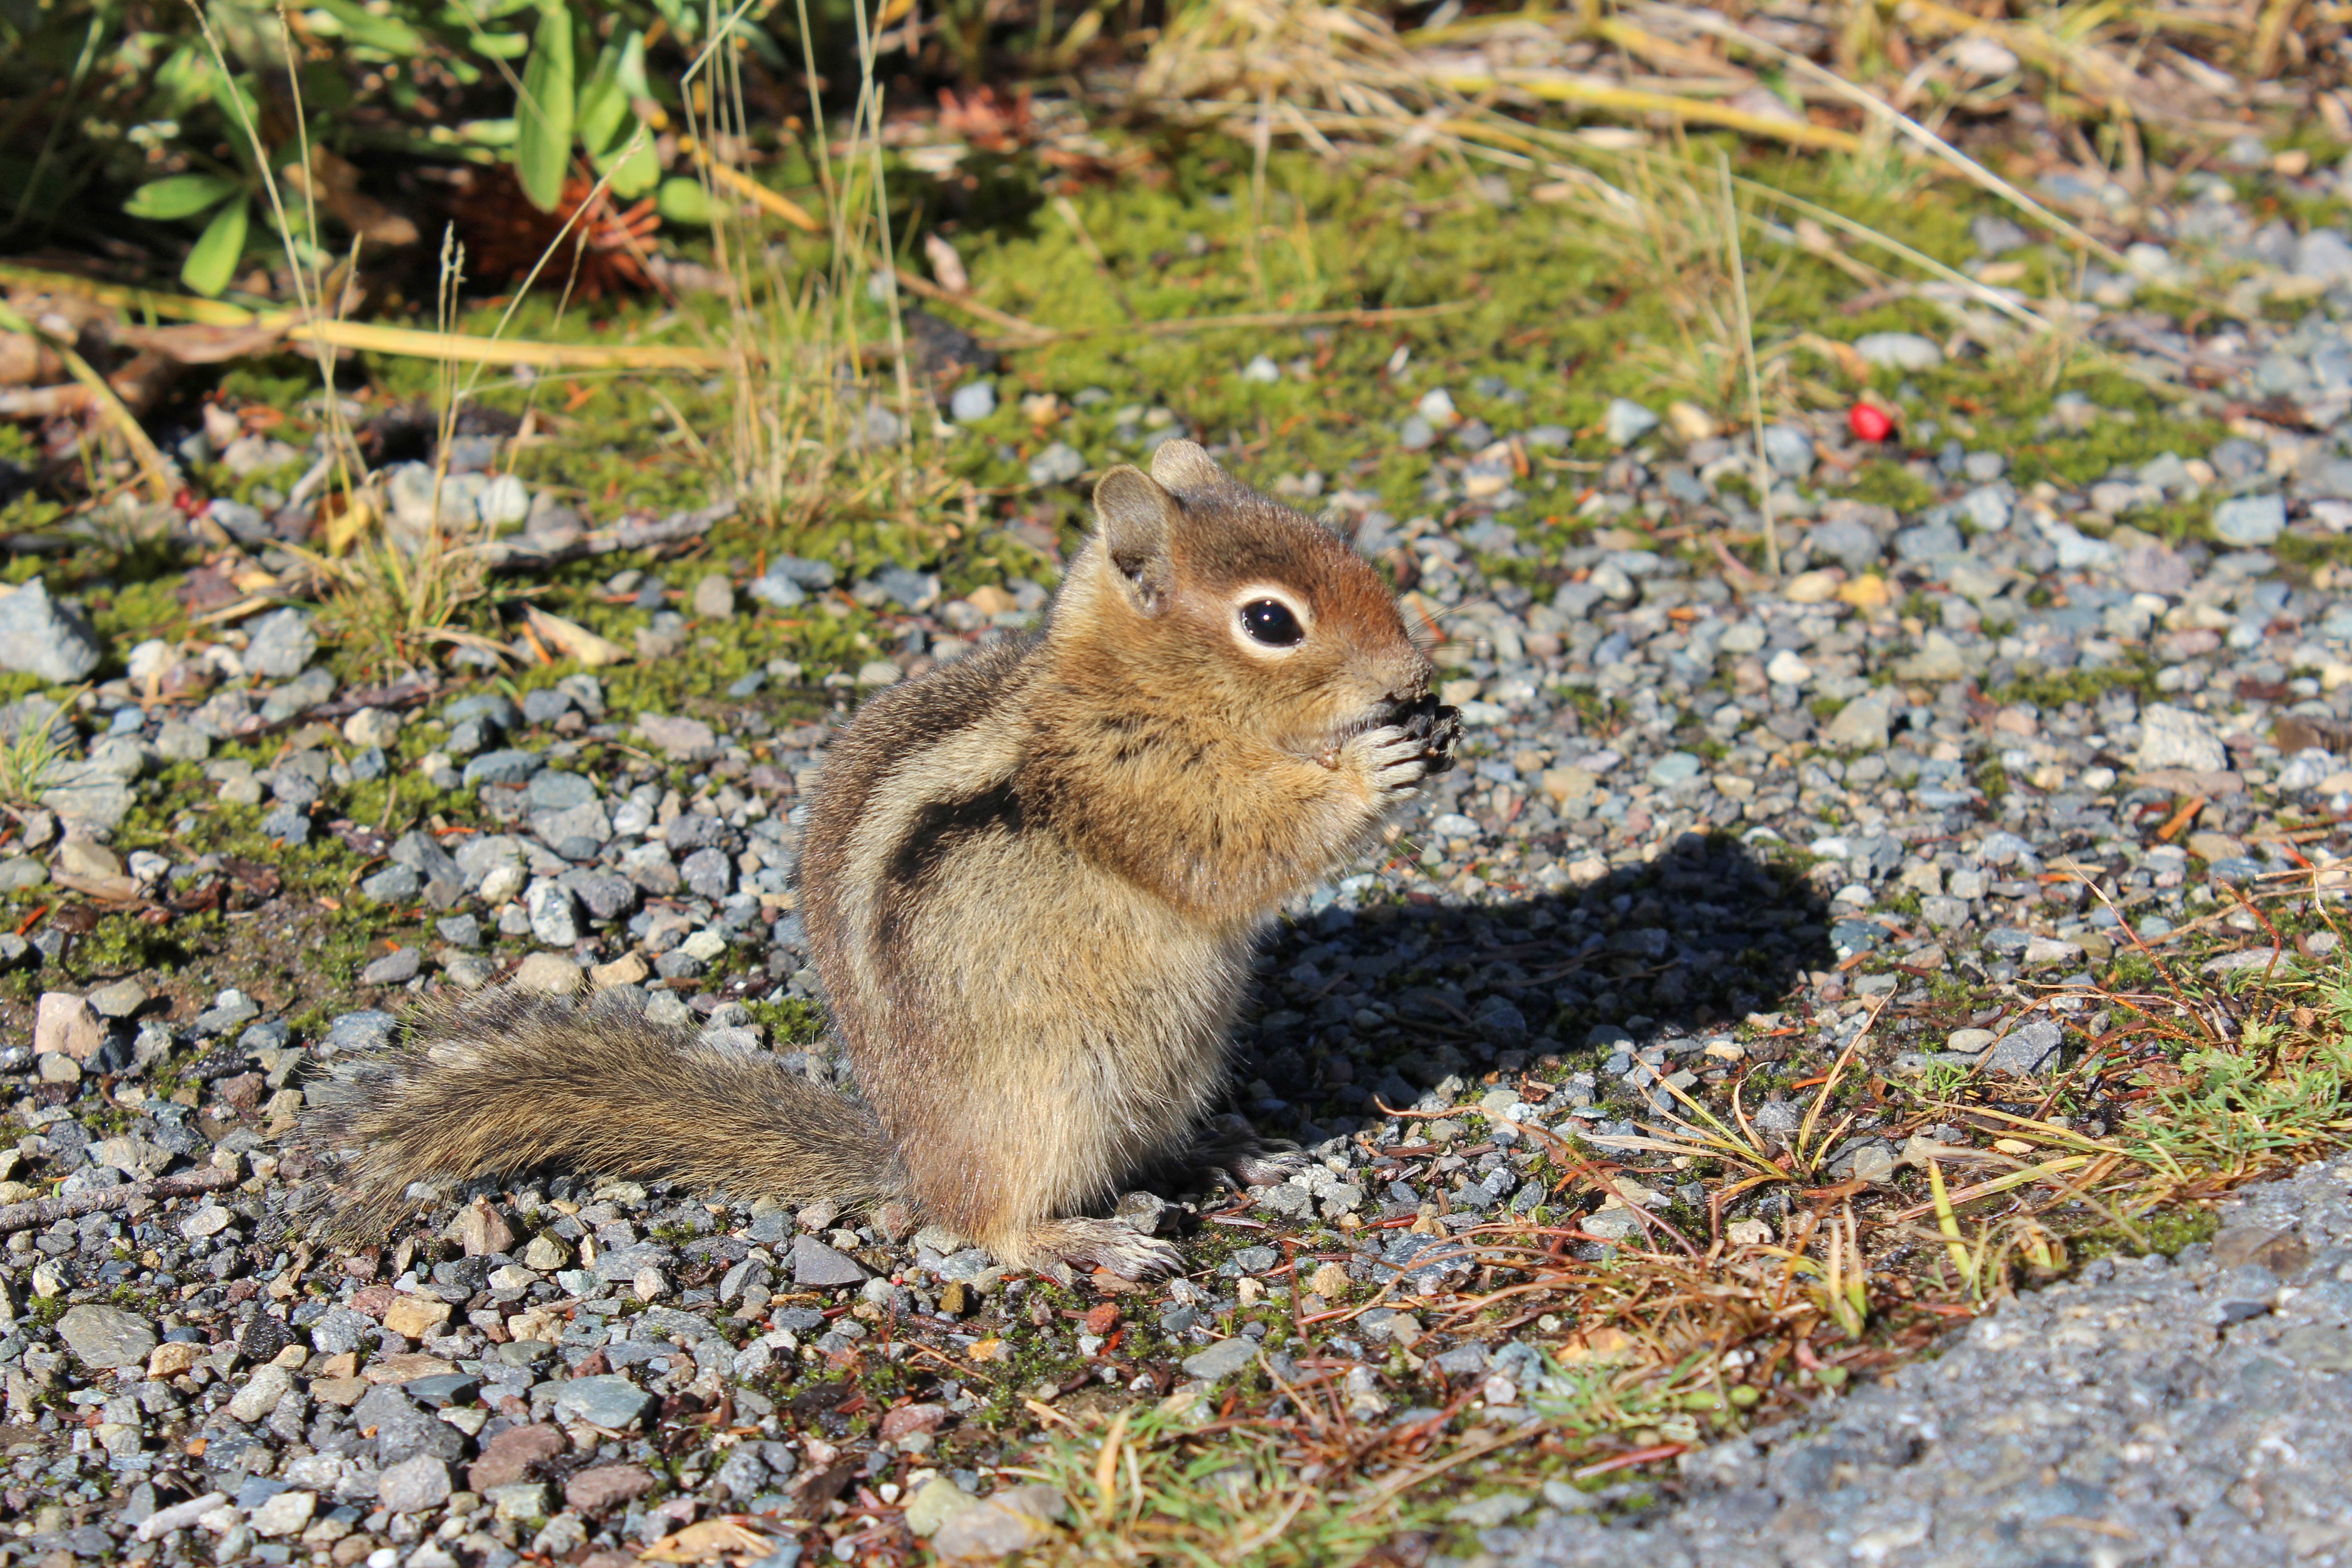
[1239,598,1304,647]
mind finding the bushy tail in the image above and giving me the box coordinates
[294,988,903,1238]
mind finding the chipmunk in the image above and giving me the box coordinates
[299,440,1460,1278]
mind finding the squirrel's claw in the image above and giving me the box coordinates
[1189,1124,1309,1190]
[1038,1218,1186,1279]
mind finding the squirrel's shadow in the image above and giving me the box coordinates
[1221,829,1838,1144]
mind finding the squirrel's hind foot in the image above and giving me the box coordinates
[1188,1122,1311,1190]
[1020,1218,1184,1280]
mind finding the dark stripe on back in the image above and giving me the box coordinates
[873,781,1027,979]
[884,783,1026,895]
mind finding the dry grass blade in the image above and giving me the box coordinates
[1673,8,2149,283]
[677,133,824,233]
[298,319,727,371]
[0,262,255,325]
[0,299,175,501]
[1419,65,1862,151]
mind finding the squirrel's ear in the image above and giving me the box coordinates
[1092,466,1178,615]
[1149,439,1228,495]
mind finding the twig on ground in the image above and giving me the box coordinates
[0,1166,240,1234]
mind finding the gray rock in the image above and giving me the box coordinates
[550,1375,657,1428]
[361,947,423,986]
[792,1235,869,1287]
[1974,214,2029,254]
[1851,332,1943,371]
[559,869,636,923]
[2294,227,2352,282]
[1809,517,1883,572]
[525,882,580,946]
[1956,485,2010,532]
[353,1384,467,1465]
[681,846,734,900]
[1603,399,1659,446]
[2213,493,2285,546]
[1986,1018,2063,1075]
[465,749,544,788]
[86,979,148,1018]
[2118,541,2193,597]
[242,608,319,678]
[154,719,212,761]
[637,715,717,760]
[228,1363,297,1423]
[1821,689,1895,752]
[260,804,312,845]
[2134,703,2228,773]
[1026,442,1086,486]
[377,1455,453,1515]
[526,771,598,810]
[1181,1338,1260,1381]
[1893,520,1964,563]
[1761,424,1815,477]
[519,688,574,725]
[0,579,101,683]
[327,1010,399,1053]
[950,382,997,422]
[56,1304,157,1369]
[360,863,422,903]
[590,1242,674,1284]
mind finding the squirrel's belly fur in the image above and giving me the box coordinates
[294,441,1456,1277]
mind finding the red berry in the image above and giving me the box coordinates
[1848,403,1895,443]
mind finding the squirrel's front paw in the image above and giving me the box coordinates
[1392,692,1462,775]
[1346,722,1439,804]
[1345,695,1460,802]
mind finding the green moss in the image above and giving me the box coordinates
[1986,659,2156,710]
[2081,1204,2220,1264]
[1844,461,1937,511]
[744,996,828,1045]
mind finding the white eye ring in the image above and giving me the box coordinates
[1229,585,1311,657]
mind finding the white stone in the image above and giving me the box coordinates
[1850,332,1943,371]
[250,1490,316,1538]
[2134,703,2228,773]
[1603,398,1659,446]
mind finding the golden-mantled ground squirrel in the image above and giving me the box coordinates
[299,441,1460,1276]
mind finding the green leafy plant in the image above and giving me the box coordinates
[0,695,77,812]
[515,4,578,210]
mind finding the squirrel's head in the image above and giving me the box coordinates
[1052,440,1434,747]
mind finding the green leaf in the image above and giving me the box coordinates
[656,176,711,226]
[209,71,264,161]
[575,34,631,157]
[155,40,218,117]
[613,29,650,98]
[310,0,425,55]
[181,199,250,297]
[598,131,660,200]
[514,1,575,212]
[123,173,241,221]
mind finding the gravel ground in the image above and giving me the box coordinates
[1481,1156,2352,1568]
[7,180,2352,1563]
